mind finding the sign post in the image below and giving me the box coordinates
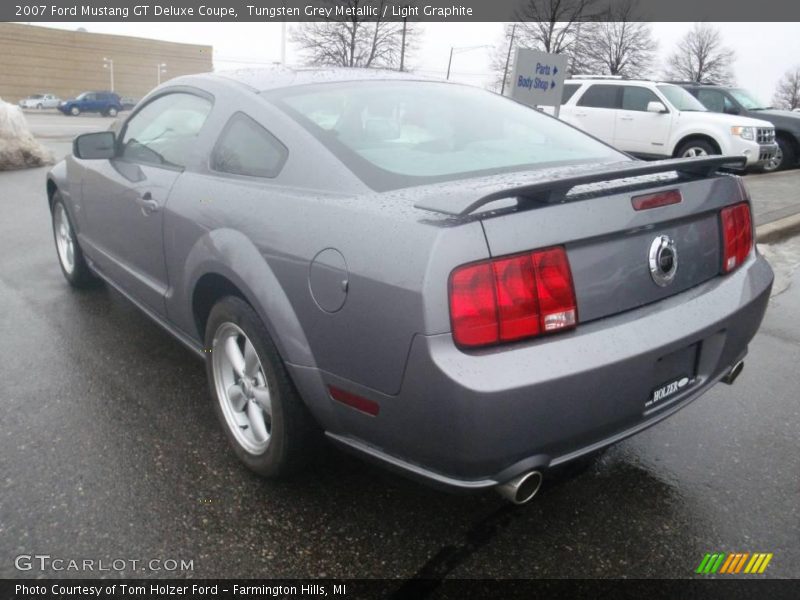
[508,48,568,117]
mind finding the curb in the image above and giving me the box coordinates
[756,212,800,244]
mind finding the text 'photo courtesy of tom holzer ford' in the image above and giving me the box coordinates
[2,0,800,598]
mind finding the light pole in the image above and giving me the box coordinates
[446,45,491,81]
[102,57,114,92]
[157,62,167,85]
[501,24,517,96]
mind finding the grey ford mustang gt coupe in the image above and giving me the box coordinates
[47,68,773,504]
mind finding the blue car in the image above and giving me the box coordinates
[58,91,122,117]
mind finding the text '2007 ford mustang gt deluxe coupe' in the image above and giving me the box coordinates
[47,69,773,504]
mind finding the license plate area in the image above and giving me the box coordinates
[645,343,700,410]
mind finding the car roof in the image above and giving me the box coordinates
[564,78,673,86]
[209,66,436,92]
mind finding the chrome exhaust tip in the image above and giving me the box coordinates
[496,471,543,505]
[722,360,744,385]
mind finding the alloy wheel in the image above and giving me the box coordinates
[211,322,273,455]
[53,203,75,275]
[682,147,708,158]
[763,146,783,172]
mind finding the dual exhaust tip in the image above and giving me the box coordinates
[495,470,543,505]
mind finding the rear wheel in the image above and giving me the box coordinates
[36,103,43,110]
[107,107,118,117]
[676,139,717,158]
[52,193,96,288]
[205,296,319,477]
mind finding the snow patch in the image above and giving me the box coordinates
[0,98,54,170]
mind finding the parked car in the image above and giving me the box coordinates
[558,78,777,171]
[58,91,123,117]
[120,96,139,111]
[673,82,800,172]
[46,69,773,504]
[18,93,60,109]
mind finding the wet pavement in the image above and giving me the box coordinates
[0,115,798,581]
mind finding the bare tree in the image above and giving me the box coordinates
[491,0,602,91]
[663,23,735,85]
[575,0,657,78]
[773,66,800,110]
[291,0,417,70]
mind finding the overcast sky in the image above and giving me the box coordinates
[36,21,800,102]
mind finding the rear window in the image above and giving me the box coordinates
[577,85,620,109]
[211,112,288,178]
[269,81,625,191]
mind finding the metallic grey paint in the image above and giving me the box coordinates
[47,69,774,491]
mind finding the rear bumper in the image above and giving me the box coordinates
[311,253,773,491]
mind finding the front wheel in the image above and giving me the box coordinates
[205,296,319,477]
[676,139,717,158]
[36,103,43,110]
[69,106,80,116]
[762,137,795,172]
[52,194,96,288]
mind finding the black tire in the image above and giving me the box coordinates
[69,106,80,116]
[107,107,118,117]
[776,136,796,171]
[36,103,43,110]
[205,296,319,477]
[675,139,718,159]
[51,193,97,288]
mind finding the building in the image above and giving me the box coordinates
[0,23,212,104]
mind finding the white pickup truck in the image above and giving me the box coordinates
[557,78,777,170]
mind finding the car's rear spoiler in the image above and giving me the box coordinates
[414,156,746,217]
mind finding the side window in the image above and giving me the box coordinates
[697,89,725,112]
[577,85,620,109]
[722,95,738,114]
[621,86,661,111]
[561,83,580,104]
[84,93,96,101]
[121,92,212,168]
[211,112,288,178]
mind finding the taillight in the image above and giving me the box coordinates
[449,247,577,348]
[720,202,753,273]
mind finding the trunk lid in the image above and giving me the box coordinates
[414,157,747,324]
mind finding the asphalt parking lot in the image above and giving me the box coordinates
[1,113,799,581]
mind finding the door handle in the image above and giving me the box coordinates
[620,116,634,121]
[138,192,159,216]
[575,112,587,117]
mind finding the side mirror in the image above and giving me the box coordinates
[73,131,116,159]
[647,101,668,114]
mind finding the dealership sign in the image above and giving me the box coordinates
[509,48,568,108]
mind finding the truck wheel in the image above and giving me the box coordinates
[205,296,319,477]
[70,106,80,116]
[52,193,96,288]
[36,103,43,110]
[677,139,717,158]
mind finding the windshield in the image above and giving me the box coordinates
[76,92,90,100]
[657,85,707,111]
[270,81,626,191]
[29,94,44,99]
[729,88,769,110]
